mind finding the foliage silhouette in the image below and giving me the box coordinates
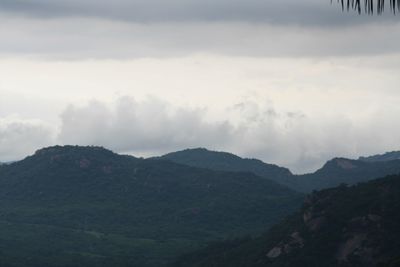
[334,0,400,14]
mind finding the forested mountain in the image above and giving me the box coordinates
[359,151,400,162]
[294,157,400,192]
[0,146,302,267]
[161,149,400,193]
[160,148,293,187]
[2,146,400,267]
[173,174,400,267]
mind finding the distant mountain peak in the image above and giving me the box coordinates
[329,158,358,170]
[359,151,400,162]
[160,148,294,190]
[23,145,137,173]
[34,145,113,156]
[163,147,242,159]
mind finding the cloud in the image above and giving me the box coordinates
[1,0,399,60]
[1,1,399,174]
[1,95,400,173]
[54,96,400,174]
[57,97,233,155]
[0,0,397,26]
[1,16,399,59]
[0,117,54,162]
[227,100,400,173]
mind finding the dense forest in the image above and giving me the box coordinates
[0,146,302,267]
[173,174,400,267]
[161,148,400,192]
[0,146,399,266]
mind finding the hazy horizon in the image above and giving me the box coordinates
[1,0,400,173]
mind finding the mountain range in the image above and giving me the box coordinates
[359,151,400,162]
[0,146,301,267]
[0,145,399,267]
[160,148,400,192]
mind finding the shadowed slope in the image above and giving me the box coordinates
[174,174,400,267]
[0,145,302,267]
[160,148,400,193]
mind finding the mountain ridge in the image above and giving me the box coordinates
[0,145,302,267]
[160,148,400,193]
[359,151,400,162]
[155,148,292,175]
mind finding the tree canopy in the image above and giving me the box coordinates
[334,0,400,14]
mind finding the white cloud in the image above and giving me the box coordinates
[222,100,400,173]
[1,95,400,173]
[57,97,233,155]
[0,117,54,162]
[1,1,399,173]
[1,53,400,173]
[53,96,400,173]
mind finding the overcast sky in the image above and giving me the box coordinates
[1,0,399,173]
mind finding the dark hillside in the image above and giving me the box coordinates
[160,148,400,193]
[359,151,400,162]
[0,146,302,267]
[160,148,293,185]
[296,157,400,192]
[174,174,400,267]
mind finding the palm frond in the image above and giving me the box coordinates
[332,0,400,14]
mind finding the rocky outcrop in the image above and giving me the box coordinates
[335,159,357,170]
[302,192,331,232]
[335,214,384,266]
[267,231,305,259]
[267,183,391,265]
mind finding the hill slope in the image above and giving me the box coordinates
[295,157,400,192]
[160,148,293,187]
[0,146,302,267]
[173,174,400,267]
[359,151,400,162]
[160,149,400,193]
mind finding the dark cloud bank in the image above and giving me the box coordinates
[0,0,397,26]
[1,0,399,59]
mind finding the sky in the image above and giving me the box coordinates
[0,0,400,173]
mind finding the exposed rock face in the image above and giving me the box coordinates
[267,247,282,258]
[335,159,357,170]
[336,214,385,266]
[174,175,400,267]
[302,193,329,232]
[302,188,389,265]
[266,231,305,259]
[267,179,397,266]
[336,233,367,261]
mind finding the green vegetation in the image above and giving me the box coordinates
[359,151,400,162]
[295,157,400,192]
[2,146,399,266]
[173,174,400,267]
[161,148,400,192]
[159,148,293,187]
[0,146,303,267]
